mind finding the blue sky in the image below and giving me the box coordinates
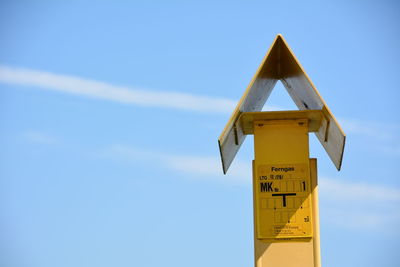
[0,1,399,267]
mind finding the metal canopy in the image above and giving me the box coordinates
[218,34,346,174]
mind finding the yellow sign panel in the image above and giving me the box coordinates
[255,164,313,241]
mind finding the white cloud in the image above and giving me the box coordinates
[165,154,251,184]
[22,130,58,145]
[0,65,236,114]
[339,118,400,141]
[318,176,400,231]
[337,117,400,157]
[320,209,399,230]
[104,144,251,184]
[319,176,400,202]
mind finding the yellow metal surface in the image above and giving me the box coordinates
[218,34,345,174]
[253,119,313,241]
[253,158,321,267]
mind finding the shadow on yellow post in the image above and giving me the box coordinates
[218,35,345,267]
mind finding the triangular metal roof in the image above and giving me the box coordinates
[218,34,346,174]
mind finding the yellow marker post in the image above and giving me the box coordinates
[218,35,345,267]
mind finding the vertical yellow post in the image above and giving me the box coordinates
[252,119,321,267]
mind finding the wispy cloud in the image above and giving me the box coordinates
[165,154,251,183]
[340,118,400,141]
[319,176,400,202]
[0,65,236,114]
[319,176,400,231]
[22,130,58,145]
[339,118,400,156]
[104,144,251,184]
[320,208,400,230]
